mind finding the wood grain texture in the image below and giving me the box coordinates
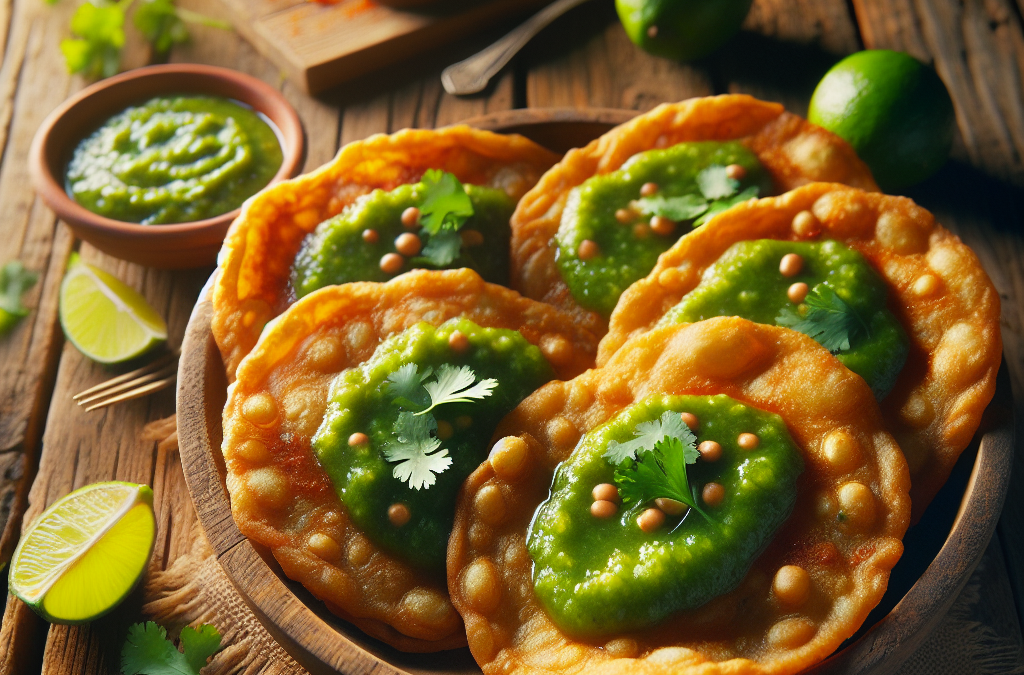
[850,0,1024,635]
[214,0,549,94]
[524,0,713,109]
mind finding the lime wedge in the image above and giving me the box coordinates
[59,254,167,363]
[9,482,156,624]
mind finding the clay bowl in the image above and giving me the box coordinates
[176,108,1015,675]
[29,63,305,269]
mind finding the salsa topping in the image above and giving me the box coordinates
[292,172,514,297]
[313,319,552,572]
[659,239,909,398]
[528,394,804,637]
[555,141,772,316]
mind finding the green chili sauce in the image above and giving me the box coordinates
[312,319,552,574]
[65,96,283,224]
[528,394,803,637]
[291,181,514,298]
[555,141,772,316]
[658,239,909,399]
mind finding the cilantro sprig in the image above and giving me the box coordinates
[776,283,868,352]
[382,363,497,490]
[0,261,38,336]
[121,621,221,675]
[52,0,230,79]
[606,411,711,521]
[636,164,759,228]
[413,170,475,267]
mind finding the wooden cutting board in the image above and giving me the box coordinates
[215,0,551,94]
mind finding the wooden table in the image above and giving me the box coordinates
[0,0,1021,672]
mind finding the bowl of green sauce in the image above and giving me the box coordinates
[29,63,305,269]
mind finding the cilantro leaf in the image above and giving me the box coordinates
[417,364,497,416]
[418,170,474,236]
[417,229,463,267]
[635,194,709,222]
[121,621,222,675]
[693,186,759,227]
[604,410,695,464]
[62,1,127,78]
[386,363,431,409]
[695,165,740,200]
[383,412,451,490]
[615,435,709,521]
[776,283,868,352]
[0,261,38,336]
[134,0,190,53]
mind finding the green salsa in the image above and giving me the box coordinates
[555,141,772,316]
[65,96,283,225]
[291,181,515,298]
[528,394,803,637]
[313,318,552,574]
[659,239,909,399]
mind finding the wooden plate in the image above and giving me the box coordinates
[176,108,1015,675]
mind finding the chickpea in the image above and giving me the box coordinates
[649,215,676,236]
[348,432,369,447]
[615,208,634,224]
[640,182,659,197]
[394,232,422,257]
[738,433,760,450]
[388,503,411,527]
[592,483,620,503]
[401,206,420,228]
[702,482,725,507]
[380,253,404,274]
[637,507,665,532]
[362,229,379,244]
[698,440,722,461]
[787,282,809,303]
[680,412,699,431]
[773,565,812,606]
[591,500,618,519]
[779,253,803,277]
[725,164,747,180]
[448,330,470,353]
[578,240,600,261]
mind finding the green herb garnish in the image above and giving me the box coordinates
[635,164,759,229]
[610,413,710,521]
[776,282,868,352]
[0,261,38,336]
[121,621,221,675]
[414,170,475,266]
[383,363,497,489]
[383,411,451,490]
[53,0,230,79]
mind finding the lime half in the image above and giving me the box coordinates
[9,482,156,624]
[59,254,167,363]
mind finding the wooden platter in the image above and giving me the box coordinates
[176,109,1016,675]
[214,0,553,94]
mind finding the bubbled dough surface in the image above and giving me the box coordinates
[213,125,560,381]
[601,183,1001,520]
[509,94,878,336]
[449,318,911,675]
[222,268,600,652]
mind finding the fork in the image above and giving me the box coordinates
[73,349,180,411]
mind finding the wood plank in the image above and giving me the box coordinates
[851,0,1024,635]
[524,0,713,109]
[716,0,861,115]
[215,0,550,94]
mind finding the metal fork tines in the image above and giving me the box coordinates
[73,350,180,411]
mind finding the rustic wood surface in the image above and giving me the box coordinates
[0,0,1020,672]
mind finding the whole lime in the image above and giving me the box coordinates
[616,0,753,62]
[808,50,956,191]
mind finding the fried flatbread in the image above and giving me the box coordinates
[449,318,910,674]
[213,126,559,381]
[221,269,598,652]
[510,94,878,335]
[601,183,1001,519]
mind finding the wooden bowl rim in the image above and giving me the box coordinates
[176,107,1015,675]
[28,64,306,262]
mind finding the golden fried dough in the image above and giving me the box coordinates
[510,94,877,334]
[213,126,558,381]
[601,183,1001,519]
[221,269,598,651]
[449,318,910,674]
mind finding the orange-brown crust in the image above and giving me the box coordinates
[601,183,1001,519]
[449,318,911,674]
[510,94,878,335]
[213,126,559,381]
[222,269,599,651]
